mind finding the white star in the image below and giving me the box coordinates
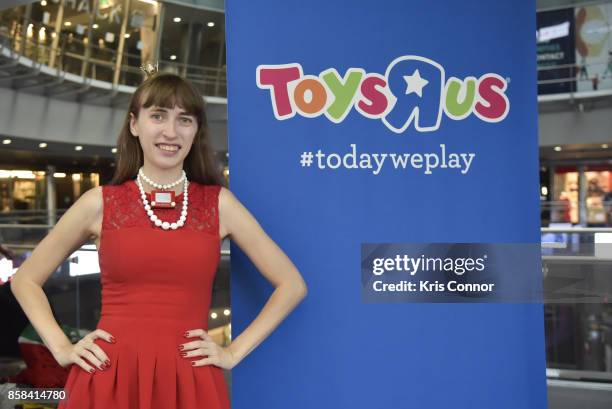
[403,69,429,97]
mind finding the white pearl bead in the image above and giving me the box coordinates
[137,170,189,230]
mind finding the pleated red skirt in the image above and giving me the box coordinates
[59,315,230,409]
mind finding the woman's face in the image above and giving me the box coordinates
[130,104,197,171]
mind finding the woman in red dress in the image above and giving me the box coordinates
[10,70,308,408]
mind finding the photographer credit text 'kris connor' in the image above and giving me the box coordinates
[370,254,495,294]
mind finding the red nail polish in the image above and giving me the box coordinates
[184,332,189,337]
[191,361,196,366]
[178,345,184,351]
[104,360,110,366]
[89,368,95,374]
[110,336,116,343]
[181,352,187,357]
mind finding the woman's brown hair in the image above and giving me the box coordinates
[110,72,224,186]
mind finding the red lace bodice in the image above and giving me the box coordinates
[102,179,221,236]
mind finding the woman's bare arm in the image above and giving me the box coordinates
[218,187,308,366]
[10,186,103,357]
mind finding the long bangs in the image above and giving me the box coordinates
[137,74,204,125]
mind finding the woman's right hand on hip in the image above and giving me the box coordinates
[53,328,115,373]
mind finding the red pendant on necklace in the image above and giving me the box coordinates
[149,189,177,209]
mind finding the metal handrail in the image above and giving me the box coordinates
[542,227,612,233]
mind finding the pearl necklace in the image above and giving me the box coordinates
[136,173,188,230]
[139,167,186,190]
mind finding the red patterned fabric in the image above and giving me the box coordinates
[59,179,228,409]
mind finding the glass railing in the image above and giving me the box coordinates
[0,25,227,98]
[542,227,612,382]
[538,60,612,98]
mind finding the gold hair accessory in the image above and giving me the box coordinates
[140,61,159,79]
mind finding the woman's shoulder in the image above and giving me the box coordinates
[81,185,104,205]
[69,186,104,226]
[216,186,242,215]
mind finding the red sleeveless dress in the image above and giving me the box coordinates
[59,179,230,409]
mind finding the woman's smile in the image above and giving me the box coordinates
[155,143,182,155]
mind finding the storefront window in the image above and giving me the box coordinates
[0,170,99,218]
[548,165,612,226]
[585,168,612,226]
[552,168,579,224]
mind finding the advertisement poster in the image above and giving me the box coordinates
[226,0,547,408]
[537,7,576,95]
[575,3,612,92]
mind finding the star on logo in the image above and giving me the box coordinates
[403,69,429,97]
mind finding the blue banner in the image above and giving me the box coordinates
[227,0,547,408]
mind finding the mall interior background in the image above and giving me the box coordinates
[0,0,610,408]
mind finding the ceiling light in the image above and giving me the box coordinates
[53,172,66,178]
[170,55,177,60]
[41,0,47,5]
[111,147,117,153]
[2,139,11,145]
[64,21,71,27]
[173,17,181,23]
[211,312,218,319]
[75,145,83,151]
[92,24,99,29]
[602,144,609,149]
[207,22,215,27]
[124,33,130,38]
[39,142,47,148]
[223,309,230,316]
[554,146,562,152]
[0,170,36,179]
